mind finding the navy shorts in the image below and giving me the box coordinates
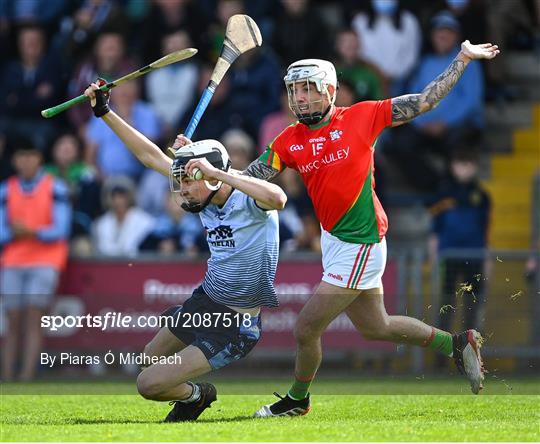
[161,288,261,370]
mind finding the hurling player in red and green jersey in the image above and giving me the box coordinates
[248,40,500,417]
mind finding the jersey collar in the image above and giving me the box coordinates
[307,106,336,130]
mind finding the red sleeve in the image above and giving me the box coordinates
[349,99,393,143]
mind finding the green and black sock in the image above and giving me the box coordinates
[288,375,313,400]
[424,327,453,357]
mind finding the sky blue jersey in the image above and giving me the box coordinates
[199,189,279,309]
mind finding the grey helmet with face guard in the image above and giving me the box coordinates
[169,139,231,213]
[284,59,338,126]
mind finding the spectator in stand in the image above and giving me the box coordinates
[351,0,421,95]
[334,78,358,107]
[387,11,484,190]
[92,176,154,256]
[442,0,487,43]
[45,134,93,190]
[140,194,205,256]
[141,0,210,65]
[0,0,71,61]
[177,64,235,141]
[44,133,101,238]
[137,167,170,218]
[428,149,490,339]
[0,138,71,381]
[272,0,330,65]
[220,129,255,170]
[227,47,282,139]
[418,0,487,50]
[206,0,245,63]
[0,135,15,182]
[334,28,386,101]
[53,0,128,60]
[258,90,297,154]
[241,0,280,43]
[201,0,281,138]
[146,30,199,142]
[67,31,137,133]
[0,23,64,153]
[485,0,536,100]
[0,0,71,31]
[85,79,162,181]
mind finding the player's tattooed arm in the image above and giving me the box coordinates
[241,159,282,181]
[391,58,467,126]
[391,40,499,127]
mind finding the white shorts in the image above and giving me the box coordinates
[320,229,387,290]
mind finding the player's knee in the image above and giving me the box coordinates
[142,343,154,359]
[136,373,163,400]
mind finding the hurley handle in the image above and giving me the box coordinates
[184,87,216,139]
[41,94,90,118]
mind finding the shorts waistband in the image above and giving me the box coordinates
[194,286,260,317]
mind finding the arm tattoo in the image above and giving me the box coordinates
[392,94,421,123]
[422,59,467,106]
[392,57,467,124]
[241,159,281,181]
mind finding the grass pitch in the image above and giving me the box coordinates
[1,378,539,442]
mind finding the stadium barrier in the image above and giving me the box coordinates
[1,250,537,374]
[421,249,540,371]
[0,255,399,356]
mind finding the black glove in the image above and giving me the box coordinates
[91,77,111,117]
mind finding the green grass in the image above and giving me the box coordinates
[1,379,539,442]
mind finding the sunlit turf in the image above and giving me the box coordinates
[1,378,538,441]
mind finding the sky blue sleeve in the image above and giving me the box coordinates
[244,193,271,220]
[35,179,72,242]
[0,182,13,245]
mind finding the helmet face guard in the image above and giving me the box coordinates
[285,80,332,126]
[284,59,337,126]
[169,140,231,213]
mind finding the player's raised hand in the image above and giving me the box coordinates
[460,40,500,60]
[83,78,111,117]
[172,134,193,150]
[185,158,220,181]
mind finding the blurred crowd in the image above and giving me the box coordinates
[1,0,539,258]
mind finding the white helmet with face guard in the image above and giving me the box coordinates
[169,139,231,213]
[284,59,338,125]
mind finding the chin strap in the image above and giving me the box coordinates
[178,160,232,213]
[297,104,332,126]
[181,188,219,213]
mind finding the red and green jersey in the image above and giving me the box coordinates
[259,99,392,244]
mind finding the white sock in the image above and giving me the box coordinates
[179,382,201,403]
